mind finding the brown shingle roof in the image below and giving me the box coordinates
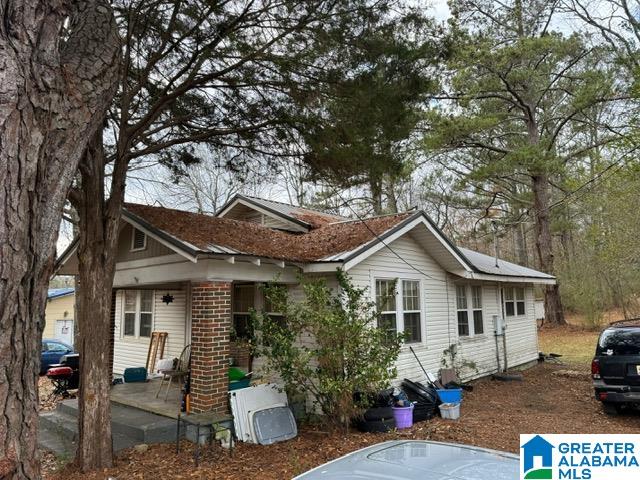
[124,203,412,263]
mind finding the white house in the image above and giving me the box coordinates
[57,195,554,415]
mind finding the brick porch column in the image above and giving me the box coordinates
[190,281,231,413]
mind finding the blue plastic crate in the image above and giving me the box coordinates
[437,388,462,403]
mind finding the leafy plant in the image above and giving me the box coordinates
[441,343,478,380]
[252,270,404,430]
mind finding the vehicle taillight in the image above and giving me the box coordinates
[591,358,601,379]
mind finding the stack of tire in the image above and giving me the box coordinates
[401,379,439,422]
[354,389,396,433]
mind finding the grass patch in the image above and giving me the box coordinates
[538,327,599,367]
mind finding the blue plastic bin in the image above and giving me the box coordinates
[437,388,462,403]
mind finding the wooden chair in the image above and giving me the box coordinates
[156,344,191,401]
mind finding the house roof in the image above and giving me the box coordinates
[216,194,346,229]
[56,198,555,284]
[458,248,555,280]
[124,203,412,263]
[48,287,74,299]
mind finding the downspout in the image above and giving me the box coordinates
[496,282,508,372]
[493,314,501,373]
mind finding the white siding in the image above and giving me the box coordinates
[346,233,539,383]
[113,289,187,375]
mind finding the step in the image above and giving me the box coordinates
[54,399,177,444]
[39,410,78,443]
[38,422,139,458]
[38,420,76,458]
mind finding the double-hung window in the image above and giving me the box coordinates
[375,278,422,343]
[376,279,397,334]
[403,280,421,343]
[123,290,154,338]
[456,285,469,336]
[504,287,525,317]
[456,284,484,337]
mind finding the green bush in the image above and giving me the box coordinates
[252,270,404,430]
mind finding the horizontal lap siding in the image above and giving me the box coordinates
[504,287,539,368]
[454,283,501,379]
[347,234,539,383]
[347,234,454,383]
[44,295,76,340]
[113,289,186,375]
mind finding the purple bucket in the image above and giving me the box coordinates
[392,404,414,429]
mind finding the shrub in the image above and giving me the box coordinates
[252,270,404,430]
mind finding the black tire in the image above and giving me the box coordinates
[602,402,623,415]
[355,417,396,433]
[363,406,394,422]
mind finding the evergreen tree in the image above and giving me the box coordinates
[424,0,628,325]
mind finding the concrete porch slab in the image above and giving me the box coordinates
[110,378,182,418]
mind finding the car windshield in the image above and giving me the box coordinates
[599,329,640,355]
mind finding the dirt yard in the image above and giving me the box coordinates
[43,326,640,480]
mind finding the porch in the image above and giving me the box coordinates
[110,378,182,419]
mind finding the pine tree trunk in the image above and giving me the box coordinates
[72,131,128,472]
[369,177,383,215]
[0,2,119,477]
[531,174,566,325]
[514,217,529,267]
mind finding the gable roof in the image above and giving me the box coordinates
[124,203,412,263]
[56,198,555,284]
[216,194,346,229]
[48,288,74,300]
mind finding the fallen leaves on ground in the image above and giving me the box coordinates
[39,376,76,412]
[43,362,640,480]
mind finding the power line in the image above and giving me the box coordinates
[330,188,448,284]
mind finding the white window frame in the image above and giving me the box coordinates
[503,286,526,317]
[130,227,147,252]
[456,284,485,338]
[402,279,422,344]
[122,290,155,339]
[374,276,424,344]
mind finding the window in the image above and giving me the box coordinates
[457,284,484,337]
[375,278,423,343]
[402,280,421,343]
[456,285,469,336]
[471,285,484,335]
[46,342,69,352]
[122,290,154,338]
[504,287,525,317]
[124,290,137,336]
[131,227,147,251]
[376,279,397,334]
[233,283,255,340]
[516,287,526,315]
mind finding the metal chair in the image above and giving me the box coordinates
[156,344,191,401]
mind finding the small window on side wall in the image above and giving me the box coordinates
[131,227,147,251]
[504,287,526,317]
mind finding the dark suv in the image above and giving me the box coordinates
[592,322,640,414]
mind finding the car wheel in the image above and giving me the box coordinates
[602,402,623,415]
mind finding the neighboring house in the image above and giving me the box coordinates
[56,194,554,415]
[43,287,75,346]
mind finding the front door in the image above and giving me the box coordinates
[55,319,74,346]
